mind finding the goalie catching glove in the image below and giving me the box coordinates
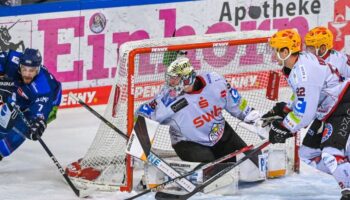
[269,119,293,144]
[25,117,46,140]
[261,102,290,127]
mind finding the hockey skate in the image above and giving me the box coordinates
[341,189,350,200]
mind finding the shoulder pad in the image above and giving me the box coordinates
[30,70,51,94]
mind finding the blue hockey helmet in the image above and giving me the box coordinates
[19,48,42,67]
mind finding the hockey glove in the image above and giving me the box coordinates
[269,120,293,144]
[47,106,58,124]
[26,118,47,141]
[261,102,289,127]
[243,109,261,124]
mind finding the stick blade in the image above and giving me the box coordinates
[155,191,189,200]
[77,188,97,198]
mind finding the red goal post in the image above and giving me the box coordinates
[69,31,300,192]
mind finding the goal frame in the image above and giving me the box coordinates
[73,31,300,193]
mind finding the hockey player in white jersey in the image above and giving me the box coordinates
[297,26,350,179]
[135,56,262,170]
[265,29,350,200]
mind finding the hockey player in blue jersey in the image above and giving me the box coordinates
[0,48,62,160]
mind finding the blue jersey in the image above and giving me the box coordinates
[0,50,62,122]
[0,50,61,158]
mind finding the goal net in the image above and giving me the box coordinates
[68,31,299,192]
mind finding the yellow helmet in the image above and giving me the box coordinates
[269,29,302,53]
[304,26,333,49]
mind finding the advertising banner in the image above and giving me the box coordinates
[0,0,348,108]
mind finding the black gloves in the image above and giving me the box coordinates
[269,120,293,144]
[26,118,46,140]
[261,102,289,127]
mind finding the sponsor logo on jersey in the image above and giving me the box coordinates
[193,105,223,128]
[0,81,14,86]
[321,123,333,143]
[208,122,224,144]
[220,90,226,98]
[299,65,307,82]
[11,56,19,65]
[229,88,240,103]
[198,97,209,108]
[294,99,306,114]
[171,98,188,113]
[35,96,49,103]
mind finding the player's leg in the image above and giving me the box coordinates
[0,131,26,158]
[299,119,330,173]
[321,97,350,198]
[172,141,216,162]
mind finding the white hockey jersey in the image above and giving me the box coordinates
[136,72,253,146]
[324,50,350,78]
[283,52,350,133]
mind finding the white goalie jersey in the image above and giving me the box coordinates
[136,71,253,146]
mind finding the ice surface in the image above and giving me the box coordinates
[0,106,342,200]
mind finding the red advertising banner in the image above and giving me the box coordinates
[60,86,112,108]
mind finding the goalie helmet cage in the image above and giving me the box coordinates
[73,31,300,192]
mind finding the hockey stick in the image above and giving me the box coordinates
[155,140,271,200]
[69,93,196,192]
[12,104,93,198]
[125,144,254,200]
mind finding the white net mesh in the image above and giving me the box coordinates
[74,31,298,191]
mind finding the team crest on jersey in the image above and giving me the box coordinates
[208,123,224,144]
[321,123,333,143]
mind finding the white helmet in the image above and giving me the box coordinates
[165,57,196,96]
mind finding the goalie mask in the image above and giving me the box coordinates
[165,57,196,96]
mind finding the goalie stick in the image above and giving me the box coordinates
[11,104,93,198]
[69,93,196,192]
[155,140,271,200]
[125,144,254,200]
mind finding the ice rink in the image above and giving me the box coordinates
[0,106,342,200]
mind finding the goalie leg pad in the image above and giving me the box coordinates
[203,163,239,195]
[237,152,267,181]
[144,158,201,190]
